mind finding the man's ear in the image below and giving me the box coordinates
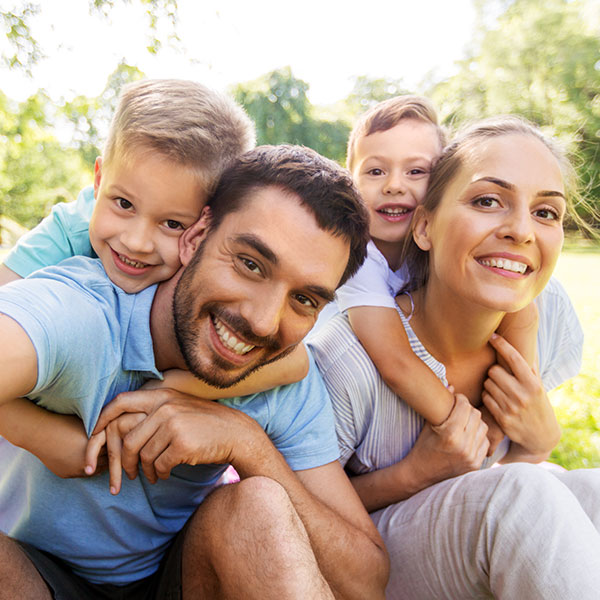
[93,157,102,197]
[412,206,433,251]
[179,206,212,266]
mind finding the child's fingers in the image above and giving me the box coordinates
[85,430,106,475]
[106,424,123,495]
[489,334,533,380]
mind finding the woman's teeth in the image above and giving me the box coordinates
[478,258,528,274]
[213,317,255,355]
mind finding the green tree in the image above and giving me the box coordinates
[430,0,600,225]
[343,75,409,119]
[0,90,90,239]
[231,67,350,164]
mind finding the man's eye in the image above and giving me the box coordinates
[165,220,184,230]
[117,198,133,210]
[294,294,317,309]
[241,257,261,275]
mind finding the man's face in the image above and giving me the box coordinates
[173,186,350,387]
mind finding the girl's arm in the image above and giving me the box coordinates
[148,343,310,398]
[348,306,454,426]
[496,302,539,370]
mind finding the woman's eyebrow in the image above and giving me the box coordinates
[475,176,566,199]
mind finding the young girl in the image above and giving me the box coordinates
[334,96,538,437]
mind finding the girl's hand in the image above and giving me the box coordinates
[482,334,561,459]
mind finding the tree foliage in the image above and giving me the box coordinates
[430,0,600,225]
[231,67,350,164]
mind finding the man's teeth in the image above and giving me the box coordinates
[479,258,528,274]
[119,254,148,269]
[213,317,255,355]
[379,207,409,215]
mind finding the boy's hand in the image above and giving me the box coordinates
[86,412,146,494]
[483,334,560,457]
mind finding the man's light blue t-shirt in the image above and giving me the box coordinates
[3,186,96,277]
[0,257,339,585]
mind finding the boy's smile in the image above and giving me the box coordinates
[91,151,206,293]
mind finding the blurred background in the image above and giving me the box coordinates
[1,0,599,467]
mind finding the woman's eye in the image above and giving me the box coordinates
[165,219,184,230]
[117,198,133,210]
[474,196,500,208]
[533,208,559,221]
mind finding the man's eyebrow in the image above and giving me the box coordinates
[233,234,278,264]
[305,285,336,304]
[475,176,566,199]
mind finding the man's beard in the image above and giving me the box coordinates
[172,242,296,388]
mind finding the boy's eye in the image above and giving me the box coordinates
[408,168,427,176]
[165,219,184,230]
[117,198,133,210]
[367,168,384,176]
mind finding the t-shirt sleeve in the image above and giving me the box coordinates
[3,186,96,278]
[0,275,117,428]
[536,276,584,390]
[335,245,398,312]
[256,351,340,471]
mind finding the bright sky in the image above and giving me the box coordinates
[1,0,476,105]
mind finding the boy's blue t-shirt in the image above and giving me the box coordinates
[0,257,339,585]
[3,186,96,277]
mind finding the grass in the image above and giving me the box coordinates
[547,243,600,469]
[1,242,598,469]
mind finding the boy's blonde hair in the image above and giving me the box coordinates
[103,79,256,194]
[346,95,446,172]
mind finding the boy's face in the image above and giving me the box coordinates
[91,150,207,293]
[352,119,442,261]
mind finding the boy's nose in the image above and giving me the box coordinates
[383,174,406,195]
[121,220,154,255]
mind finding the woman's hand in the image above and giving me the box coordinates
[483,334,561,461]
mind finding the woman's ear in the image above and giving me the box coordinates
[412,206,432,251]
[179,206,212,266]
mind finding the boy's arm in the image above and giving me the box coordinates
[348,306,454,425]
[496,302,539,370]
[146,344,309,398]
[0,264,22,285]
[0,314,101,478]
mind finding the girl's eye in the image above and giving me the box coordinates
[474,196,500,208]
[165,219,184,230]
[117,198,133,210]
[533,207,560,221]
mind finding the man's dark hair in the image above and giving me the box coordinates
[206,144,369,287]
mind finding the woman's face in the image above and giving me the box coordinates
[415,133,566,313]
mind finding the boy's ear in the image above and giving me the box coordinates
[179,206,212,266]
[93,157,102,197]
[412,206,433,251]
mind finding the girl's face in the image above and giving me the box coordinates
[414,133,566,313]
